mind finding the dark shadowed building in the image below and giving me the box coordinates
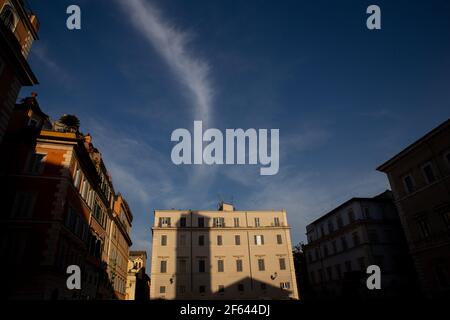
[377,119,450,299]
[126,250,150,300]
[0,96,132,299]
[303,190,420,300]
[0,0,39,143]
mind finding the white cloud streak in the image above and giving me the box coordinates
[31,43,72,85]
[116,0,214,123]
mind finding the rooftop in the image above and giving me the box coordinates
[129,250,147,258]
[306,190,393,227]
[377,118,450,172]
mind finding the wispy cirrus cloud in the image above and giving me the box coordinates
[84,117,220,256]
[116,0,214,123]
[31,43,72,85]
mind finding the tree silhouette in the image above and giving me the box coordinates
[59,114,80,129]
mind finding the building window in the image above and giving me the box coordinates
[385,229,394,242]
[363,207,371,219]
[323,244,329,257]
[418,218,431,239]
[261,283,267,290]
[178,285,186,294]
[92,202,104,224]
[199,285,206,294]
[159,217,171,227]
[160,260,167,273]
[238,284,244,292]
[335,264,342,279]
[257,258,265,271]
[26,152,46,174]
[434,263,449,288]
[341,236,348,250]
[255,218,260,227]
[65,206,78,233]
[276,234,283,244]
[218,285,225,294]
[254,235,264,245]
[274,217,280,226]
[0,5,16,31]
[236,259,243,272]
[235,235,241,245]
[11,192,36,218]
[179,234,187,246]
[318,269,324,282]
[328,220,334,233]
[345,260,352,272]
[234,217,239,227]
[159,286,166,294]
[337,215,343,228]
[280,282,290,290]
[326,266,332,280]
[178,259,187,273]
[217,235,223,246]
[213,217,225,227]
[352,232,360,246]
[332,240,337,254]
[279,258,286,270]
[198,235,205,246]
[217,259,224,272]
[161,235,167,246]
[422,162,437,184]
[179,217,187,227]
[320,225,325,237]
[198,260,206,273]
[198,217,205,227]
[403,174,415,194]
[73,169,81,188]
[315,248,320,260]
[348,209,355,223]
[358,257,366,271]
[368,230,379,243]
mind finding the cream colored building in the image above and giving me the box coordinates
[150,203,299,300]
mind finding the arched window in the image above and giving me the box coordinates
[0,4,16,31]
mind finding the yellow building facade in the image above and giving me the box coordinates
[150,203,299,300]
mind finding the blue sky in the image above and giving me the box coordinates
[21,0,450,253]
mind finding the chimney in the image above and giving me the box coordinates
[218,202,234,211]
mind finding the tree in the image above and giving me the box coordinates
[292,242,313,300]
[59,114,80,129]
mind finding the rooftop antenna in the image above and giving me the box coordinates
[217,193,224,210]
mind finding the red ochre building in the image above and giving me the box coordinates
[0,96,133,300]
